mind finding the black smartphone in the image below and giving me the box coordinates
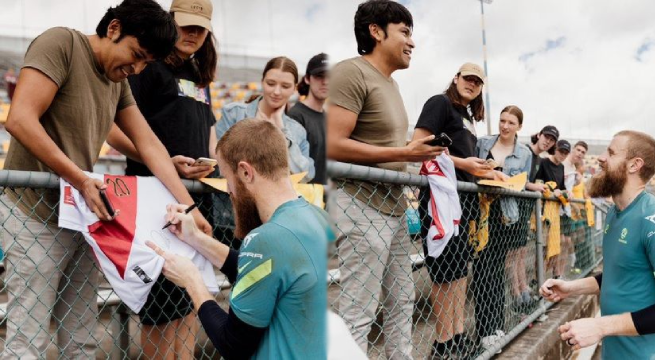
[429,133,453,147]
[99,190,115,217]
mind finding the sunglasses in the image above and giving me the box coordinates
[462,75,483,86]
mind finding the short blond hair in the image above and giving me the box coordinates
[615,130,655,182]
[216,119,289,180]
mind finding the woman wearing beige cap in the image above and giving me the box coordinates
[106,0,217,358]
[412,63,507,358]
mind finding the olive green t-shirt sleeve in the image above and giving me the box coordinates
[328,60,366,115]
[22,27,75,88]
[118,79,136,111]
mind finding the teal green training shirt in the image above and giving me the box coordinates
[601,191,655,359]
[230,198,335,359]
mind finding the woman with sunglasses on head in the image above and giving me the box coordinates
[412,63,506,358]
[106,0,217,357]
[472,105,533,352]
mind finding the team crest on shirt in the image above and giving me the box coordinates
[618,228,628,244]
[242,233,259,249]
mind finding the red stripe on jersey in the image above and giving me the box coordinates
[88,175,138,279]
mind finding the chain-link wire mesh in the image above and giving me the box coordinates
[327,162,607,360]
[0,166,607,359]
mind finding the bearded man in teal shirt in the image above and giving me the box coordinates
[540,130,655,359]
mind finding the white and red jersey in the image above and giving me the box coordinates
[59,173,218,313]
[420,154,461,259]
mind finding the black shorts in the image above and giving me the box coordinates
[139,275,194,326]
[419,191,478,284]
[423,231,472,283]
[507,199,534,250]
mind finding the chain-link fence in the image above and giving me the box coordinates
[0,164,606,359]
[327,162,605,360]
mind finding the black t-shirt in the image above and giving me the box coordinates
[415,94,478,183]
[125,60,216,177]
[534,157,565,190]
[528,145,541,183]
[287,102,326,184]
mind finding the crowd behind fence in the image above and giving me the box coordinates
[0,163,605,359]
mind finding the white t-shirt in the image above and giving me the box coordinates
[59,173,218,313]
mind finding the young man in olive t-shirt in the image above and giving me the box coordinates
[0,1,211,358]
[327,1,443,357]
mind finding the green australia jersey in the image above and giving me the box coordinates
[230,198,335,360]
[601,191,655,359]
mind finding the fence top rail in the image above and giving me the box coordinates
[0,167,596,203]
[0,169,214,193]
[327,161,590,201]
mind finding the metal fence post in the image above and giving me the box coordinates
[535,198,545,290]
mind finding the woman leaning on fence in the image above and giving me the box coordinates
[472,105,533,352]
[106,0,218,357]
[412,63,507,358]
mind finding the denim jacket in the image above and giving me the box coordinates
[476,134,532,224]
[217,97,315,181]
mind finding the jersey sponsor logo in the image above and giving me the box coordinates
[648,231,655,239]
[242,233,259,249]
[132,265,153,283]
[239,252,263,260]
[645,214,655,225]
[238,260,252,274]
[618,228,628,244]
[64,186,76,206]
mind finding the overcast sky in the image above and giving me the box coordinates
[1,0,654,141]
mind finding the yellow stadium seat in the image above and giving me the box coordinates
[99,142,111,156]
[0,104,10,123]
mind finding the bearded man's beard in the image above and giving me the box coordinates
[231,179,263,239]
[588,162,627,198]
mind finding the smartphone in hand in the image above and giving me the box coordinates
[193,157,218,167]
[99,190,115,217]
[428,133,453,147]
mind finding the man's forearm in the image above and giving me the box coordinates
[7,115,88,188]
[190,231,231,270]
[137,135,195,206]
[570,276,600,296]
[328,138,407,164]
[106,125,142,162]
[185,276,215,312]
[598,313,638,337]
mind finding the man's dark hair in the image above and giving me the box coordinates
[354,0,413,55]
[298,77,309,96]
[531,132,556,155]
[96,0,177,59]
[574,140,588,151]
